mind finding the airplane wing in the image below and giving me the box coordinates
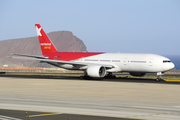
[11,55,114,69]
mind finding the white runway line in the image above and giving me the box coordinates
[0,115,22,120]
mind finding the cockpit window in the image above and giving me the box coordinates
[163,60,171,63]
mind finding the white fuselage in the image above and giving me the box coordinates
[74,53,175,73]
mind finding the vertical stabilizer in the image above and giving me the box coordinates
[35,24,58,54]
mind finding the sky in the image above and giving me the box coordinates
[0,0,180,56]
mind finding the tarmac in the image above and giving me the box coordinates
[0,109,139,120]
[0,74,179,120]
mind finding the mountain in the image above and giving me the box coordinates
[0,31,87,67]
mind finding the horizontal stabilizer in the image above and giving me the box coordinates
[13,54,48,59]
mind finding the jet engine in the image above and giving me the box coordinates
[129,72,146,77]
[87,65,106,78]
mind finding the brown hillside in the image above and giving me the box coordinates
[0,31,87,67]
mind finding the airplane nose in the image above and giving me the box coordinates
[162,62,175,71]
[171,62,175,69]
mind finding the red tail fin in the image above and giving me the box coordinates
[35,24,58,54]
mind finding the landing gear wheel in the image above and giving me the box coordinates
[156,76,163,81]
[80,72,92,80]
[105,72,116,79]
[81,75,92,79]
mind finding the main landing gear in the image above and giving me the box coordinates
[104,72,116,78]
[80,71,91,79]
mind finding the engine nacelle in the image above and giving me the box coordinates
[87,65,106,78]
[129,72,146,77]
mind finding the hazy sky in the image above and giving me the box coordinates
[0,0,180,55]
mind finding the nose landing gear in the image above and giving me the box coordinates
[157,72,164,81]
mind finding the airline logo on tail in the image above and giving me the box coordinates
[40,43,51,49]
[36,26,51,49]
[35,24,58,53]
[40,43,51,46]
[36,26,42,36]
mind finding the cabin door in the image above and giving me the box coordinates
[54,56,58,60]
[123,58,130,70]
[149,58,154,66]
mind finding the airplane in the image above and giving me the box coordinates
[12,24,175,80]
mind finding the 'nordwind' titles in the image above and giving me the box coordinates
[40,43,51,46]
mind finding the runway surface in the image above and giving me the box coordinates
[0,109,139,120]
[0,74,179,120]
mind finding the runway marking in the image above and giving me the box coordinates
[123,112,175,119]
[0,115,22,120]
[28,113,63,117]
[164,79,180,82]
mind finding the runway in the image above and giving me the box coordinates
[0,109,138,120]
[0,74,179,120]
